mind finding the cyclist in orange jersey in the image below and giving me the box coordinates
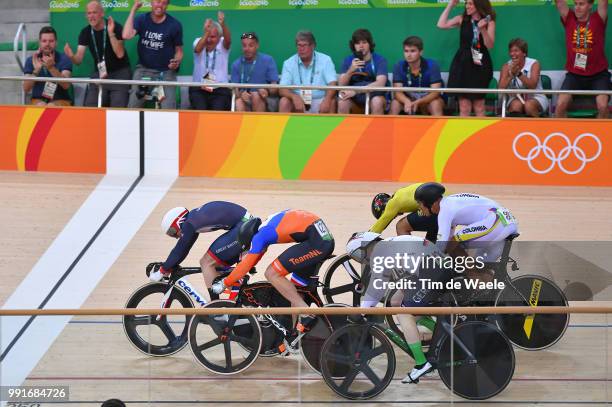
[211,209,335,353]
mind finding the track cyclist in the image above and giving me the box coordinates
[414,182,519,268]
[151,201,255,297]
[371,182,443,242]
[346,231,449,384]
[211,209,335,354]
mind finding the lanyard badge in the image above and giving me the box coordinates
[573,17,590,70]
[42,81,58,100]
[471,20,484,65]
[91,23,107,77]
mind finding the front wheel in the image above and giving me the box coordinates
[123,282,194,356]
[188,300,262,375]
[321,254,363,306]
[320,324,395,400]
[437,321,515,400]
[495,275,569,350]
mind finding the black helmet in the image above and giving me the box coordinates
[371,193,391,219]
[414,182,445,209]
[238,217,262,250]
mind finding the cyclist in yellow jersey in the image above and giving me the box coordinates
[370,182,441,242]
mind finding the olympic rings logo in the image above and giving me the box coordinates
[512,132,602,175]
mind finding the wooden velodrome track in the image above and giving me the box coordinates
[2,171,612,406]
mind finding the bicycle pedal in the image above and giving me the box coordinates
[278,342,290,357]
[278,340,299,356]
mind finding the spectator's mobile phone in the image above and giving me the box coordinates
[485,15,491,22]
[354,51,364,60]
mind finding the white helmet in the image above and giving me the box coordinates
[161,207,189,238]
[346,231,382,262]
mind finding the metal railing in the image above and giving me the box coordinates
[0,305,609,316]
[12,24,28,105]
[1,75,611,117]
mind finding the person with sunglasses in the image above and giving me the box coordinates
[150,202,255,296]
[190,11,232,111]
[230,32,279,112]
[279,31,338,114]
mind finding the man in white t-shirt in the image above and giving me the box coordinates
[190,11,232,111]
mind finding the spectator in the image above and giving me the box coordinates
[123,0,183,109]
[23,26,73,106]
[190,12,232,111]
[498,38,548,117]
[64,0,131,107]
[555,0,609,118]
[438,0,496,116]
[231,32,279,112]
[338,29,388,115]
[279,31,337,114]
[390,36,445,116]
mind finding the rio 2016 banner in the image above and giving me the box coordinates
[48,0,554,11]
[179,113,610,186]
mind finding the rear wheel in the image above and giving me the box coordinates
[437,321,515,400]
[301,303,353,375]
[123,282,193,356]
[495,275,569,350]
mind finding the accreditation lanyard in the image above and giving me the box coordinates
[406,63,422,87]
[298,53,316,85]
[205,48,217,74]
[575,15,591,49]
[91,23,107,63]
[471,20,481,49]
[240,57,257,83]
[360,58,377,80]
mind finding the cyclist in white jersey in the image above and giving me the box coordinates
[414,182,519,262]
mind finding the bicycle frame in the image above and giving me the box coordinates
[236,279,326,338]
[173,278,207,307]
[483,235,530,306]
[156,267,207,321]
[385,316,477,366]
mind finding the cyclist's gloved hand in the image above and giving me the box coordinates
[211,278,226,295]
[149,264,171,282]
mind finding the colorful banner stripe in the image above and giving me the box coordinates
[0,107,106,173]
[179,112,612,186]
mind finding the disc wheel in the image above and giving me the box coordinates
[437,321,515,400]
[301,303,355,376]
[495,275,569,350]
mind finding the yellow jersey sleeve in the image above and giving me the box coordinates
[369,183,422,233]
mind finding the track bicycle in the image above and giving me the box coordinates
[323,233,569,350]
[320,310,515,400]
